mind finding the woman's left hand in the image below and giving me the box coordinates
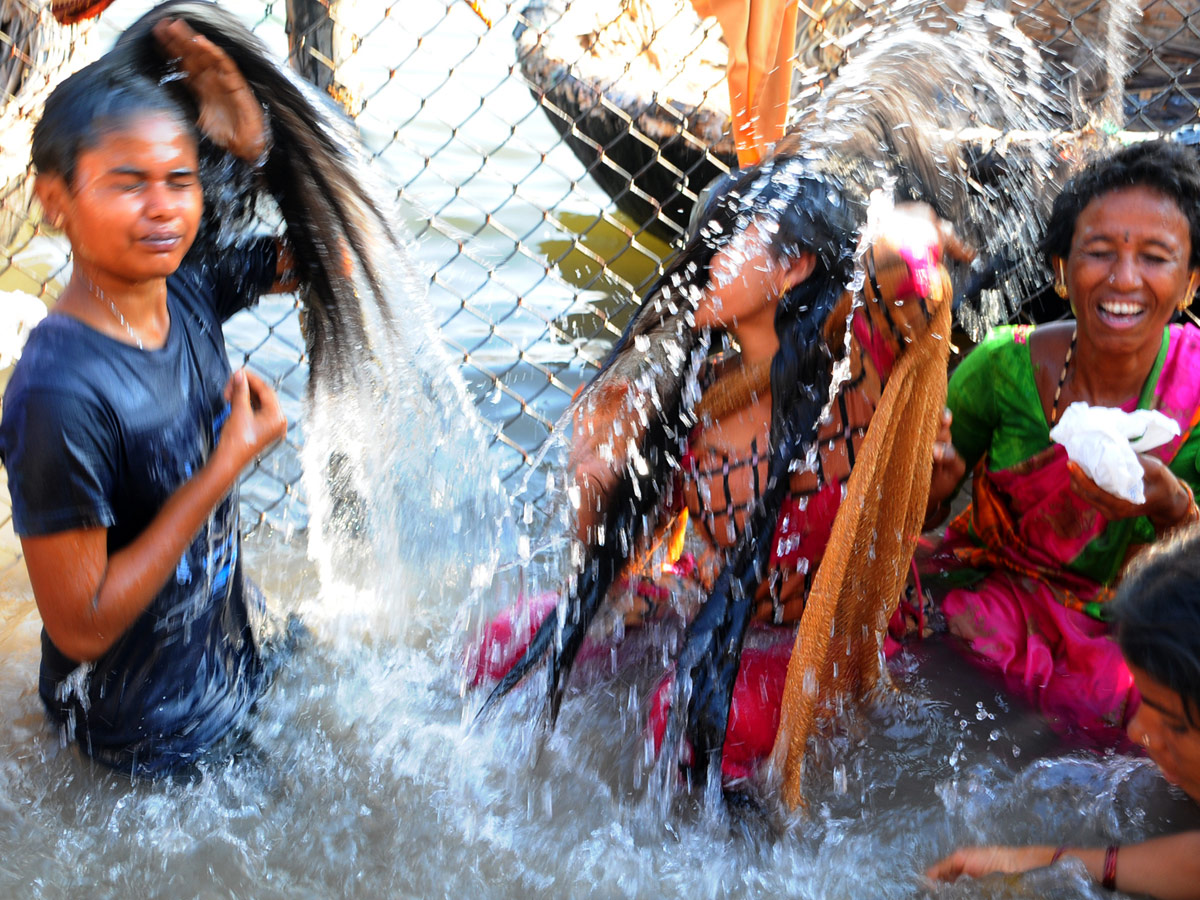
[1068,453,1196,530]
[153,18,269,163]
[925,407,966,529]
[868,203,974,337]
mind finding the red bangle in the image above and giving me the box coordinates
[1102,844,1119,891]
[1050,845,1067,864]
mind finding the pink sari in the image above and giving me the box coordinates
[936,449,1136,737]
[931,324,1200,740]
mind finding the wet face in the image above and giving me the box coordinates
[694,219,814,334]
[1062,185,1196,356]
[1128,663,1200,802]
[50,112,202,284]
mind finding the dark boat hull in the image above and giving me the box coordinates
[515,11,736,242]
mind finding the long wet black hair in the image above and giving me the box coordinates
[478,11,1064,784]
[481,156,864,784]
[33,0,399,389]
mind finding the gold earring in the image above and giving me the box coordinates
[1054,260,1069,299]
[1181,272,1199,312]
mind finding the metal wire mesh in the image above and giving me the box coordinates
[0,0,1197,573]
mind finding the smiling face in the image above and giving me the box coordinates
[42,112,202,287]
[1061,185,1196,356]
[1128,663,1200,801]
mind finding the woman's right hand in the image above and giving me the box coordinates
[217,368,287,472]
[868,203,973,337]
[927,845,1058,882]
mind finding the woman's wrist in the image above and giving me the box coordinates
[206,438,254,490]
[1102,844,1119,891]
[235,107,272,167]
[1152,479,1199,533]
[923,499,953,531]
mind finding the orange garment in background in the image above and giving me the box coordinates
[690,0,799,166]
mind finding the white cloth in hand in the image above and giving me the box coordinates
[1049,402,1180,505]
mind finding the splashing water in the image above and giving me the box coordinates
[298,233,511,650]
[0,3,1193,898]
[781,3,1073,337]
[462,0,1181,826]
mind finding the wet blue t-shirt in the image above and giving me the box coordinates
[0,240,278,775]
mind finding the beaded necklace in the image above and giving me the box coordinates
[1049,327,1077,426]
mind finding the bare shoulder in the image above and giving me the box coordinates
[1026,320,1075,371]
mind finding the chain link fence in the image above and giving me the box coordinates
[0,0,1198,575]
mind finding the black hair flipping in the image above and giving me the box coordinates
[85,0,400,390]
[479,156,865,788]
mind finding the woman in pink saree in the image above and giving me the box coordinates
[925,140,1200,739]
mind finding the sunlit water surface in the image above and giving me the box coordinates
[0,2,1197,898]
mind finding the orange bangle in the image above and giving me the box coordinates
[1181,482,1200,524]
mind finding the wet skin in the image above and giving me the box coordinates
[1129,664,1200,803]
[24,110,284,663]
[693,219,815,364]
[56,114,202,285]
[36,112,203,349]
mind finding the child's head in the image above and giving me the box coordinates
[1112,525,1200,799]
[32,58,195,188]
[32,58,203,280]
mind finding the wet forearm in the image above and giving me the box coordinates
[67,448,244,660]
[1094,833,1200,900]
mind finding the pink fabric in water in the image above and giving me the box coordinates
[467,593,558,686]
[942,572,1137,736]
[647,643,793,781]
[935,448,1137,736]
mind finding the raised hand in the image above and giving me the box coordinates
[868,202,972,338]
[153,18,270,163]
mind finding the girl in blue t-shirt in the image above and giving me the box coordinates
[0,1,396,775]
